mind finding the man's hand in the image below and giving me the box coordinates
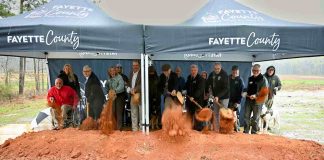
[274,87,279,91]
[214,96,219,102]
[171,90,176,96]
[49,97,54,103]
[189,97,194,102]
[131,89,135,95]
[241,92,247,98]
[126,87,131,93]
[250,94,256,100]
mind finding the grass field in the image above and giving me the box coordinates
[0,98,47,126]
[280,75,324,90]
[275,91,324,144]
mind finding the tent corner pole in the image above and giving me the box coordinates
[144,54,150,135]
[45,52,50,90]
[140,53,146,134]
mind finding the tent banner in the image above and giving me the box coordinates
[5,28,80,50]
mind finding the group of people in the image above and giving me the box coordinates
[47,61,281,134]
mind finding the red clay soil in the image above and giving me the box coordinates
[79,117,98,131]
[0,128,323,160]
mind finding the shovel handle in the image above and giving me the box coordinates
[187,96,203,109]
[86,102,90,118]
[214,100,225,109]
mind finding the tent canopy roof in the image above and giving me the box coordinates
[145,0,324,62]
[0,0,143,58]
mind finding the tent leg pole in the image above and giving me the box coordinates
[144,54,150,135]
[45,53,50,90]
[140,53,146,134]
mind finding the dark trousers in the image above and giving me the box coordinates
[244,99,261,134]
[113,93,125,130]
[89,99,104,120]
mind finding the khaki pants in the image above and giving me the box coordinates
[51,105,73,129]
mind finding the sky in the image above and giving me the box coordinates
[98,0,324,25]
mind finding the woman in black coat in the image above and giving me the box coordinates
[57,64,81,98]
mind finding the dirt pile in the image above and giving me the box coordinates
[219,107,235,134]
[0,128,323,160]
[79,117,98,131]
[98,96,116,135]
[161,101,191,137]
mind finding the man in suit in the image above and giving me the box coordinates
[83,65,105,120]
[243,64,269,134]
[128,60,142,131]
[185,64,205,130]
[158,64,179,110]
[206,62,230,131]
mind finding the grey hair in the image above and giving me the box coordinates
[55,78,63,82]
[83,65,92,71]
[253,64,261,69]
[175,66,182,72]
[214,62,222,67]
[190,64,198,69]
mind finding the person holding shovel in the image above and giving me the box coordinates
[47,78,79,129]
[206,62,230,131]
[158,64,179,109]
[83,65,105,121]
[185,64,205,131]
[243,64,269,134]
[127,60,142,131]
[105,66,125,131]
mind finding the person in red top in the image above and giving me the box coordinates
[47,78,79,129]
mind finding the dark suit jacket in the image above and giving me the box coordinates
[129,70,141,93]
[85,72,105,107]
[185,74,205,115]
[158,71,179,95]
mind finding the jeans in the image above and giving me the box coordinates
[212,98,229,131]
[244,99,261,134]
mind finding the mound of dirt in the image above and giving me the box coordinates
[0,128,323,160]
[79,117,98,131]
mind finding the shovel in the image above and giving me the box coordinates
[187,96,213,122]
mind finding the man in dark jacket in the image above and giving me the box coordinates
[175,66,186,92]
[158,64,179,109]
[229,65,245,132]
[264,66,282,110]
[82,65,105,120]
[185,64,205,130]
[148,66,161,127]
[206,62,229,131]
[243,64,269,134]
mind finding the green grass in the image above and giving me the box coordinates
[0,98,47,126]
[279,100,324,143]
[282,79,324,90]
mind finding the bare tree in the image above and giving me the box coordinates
[0,56,10,85]
[4,56,10,85]
[17,0,48,95]
[41,59,45,91]
[18,57,25,95]
[33,58,40,94]
[37,58,40,91]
